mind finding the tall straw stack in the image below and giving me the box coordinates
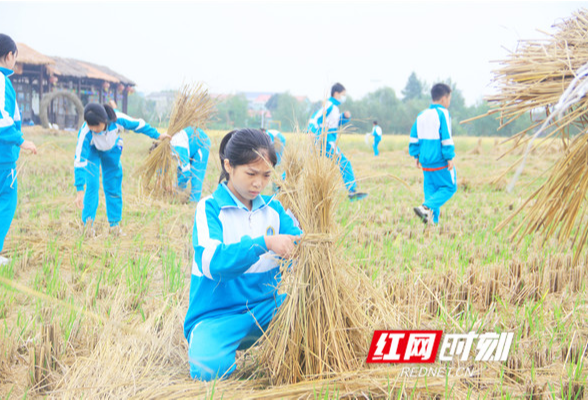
[252,135,396,385]
[139,83,215,197]
[468,9,588,261]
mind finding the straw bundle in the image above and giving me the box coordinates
[469,10,588,260]
[253,135,396,385]
[139,83,215,197]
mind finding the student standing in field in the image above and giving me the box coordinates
[372,120,382,156]
[185,128,301,381]
[307,83,367,201]
[0,34,37,266]
[409,83,457,225]
[74,103,170,232]
[169,126,211,202]
[260,127,286,165]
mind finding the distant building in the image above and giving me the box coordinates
[10,43,135,129]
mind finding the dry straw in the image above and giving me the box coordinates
[139,83,215,197]
[466,9,588,261]
[246,134,397,385]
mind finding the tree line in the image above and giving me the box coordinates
[128,72,533,136]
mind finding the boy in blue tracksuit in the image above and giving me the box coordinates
[0,34,38,266]
[185,128,301,381]
[307,82,367,201]
[170,127,210,202]
[372,120,382,156]
[409,83,457,225]
[74,103,170,230]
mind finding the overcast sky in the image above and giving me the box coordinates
[0,1,584,104]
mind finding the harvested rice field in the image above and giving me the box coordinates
[0,127,587,399]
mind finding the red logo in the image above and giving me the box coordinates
[366,330,443,363]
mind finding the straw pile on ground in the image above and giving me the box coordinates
[474,9,588,261]
[139,83,215,197]
[248,135,398,385]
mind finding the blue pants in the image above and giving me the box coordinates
[423,167,457,224]
[188,295,283,381]
[188,146,210,203]
[0,169,17,252]
[326,140,357,193]
[373,136,381,156]
[83,145,123,226]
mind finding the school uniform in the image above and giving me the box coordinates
[74,112,160,226]
[372,125,382,156]
[171,127,210,202]
[264,129,286,165]
[185,182,302,381]
[0,66,22,251]
[307,97,357,192]
[409,104,457,224]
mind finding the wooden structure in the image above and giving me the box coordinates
[10,43,135,129]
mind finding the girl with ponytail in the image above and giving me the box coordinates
[73,102,170,233]
[184,128,301,381]
[0,34,37,266]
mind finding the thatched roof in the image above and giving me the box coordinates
[14,43,134,85]
[16,43,54,65]
[47,57,135,85]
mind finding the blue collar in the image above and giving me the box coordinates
[430,103,446,110]
[215,182,268,211]
[0,66,14,77]
[328,96,341,106]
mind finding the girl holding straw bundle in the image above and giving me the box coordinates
[0,34,37,266]
[169,126,211,202]
[74,103,170,232]
[184,128,301,381]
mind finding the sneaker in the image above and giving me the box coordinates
[414,205,433,224]
[0,256,10,266]
[348,191,368,202]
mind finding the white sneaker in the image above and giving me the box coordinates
[414,205,433,224]
[0,256,10,266]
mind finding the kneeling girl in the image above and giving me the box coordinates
[184,128,300,381]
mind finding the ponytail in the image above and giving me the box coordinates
[218,130,237,183]
[103,104,118,123]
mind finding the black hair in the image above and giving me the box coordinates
[331,82,346,97]
[431,83,452,102]
[84,103,117,126]
[218,128,277,183]
[0,34,17,61]
[373,120,378,125]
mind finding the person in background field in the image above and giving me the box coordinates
[169,126,211,202]
[372,120,382,156]
[0,34,37,266]
[409,83,457,225]
[185,128,301,381]
[260,127,286,165]
[74,103,171,234]
[307,82,367,201]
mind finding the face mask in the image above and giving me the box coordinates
[340,96,347,104]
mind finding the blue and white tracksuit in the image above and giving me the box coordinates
[171,127,210,203]
[0,67,22,252]
[74,113,160,226]
[307,97,357,192]
[265,129,286,165]
[409,104,457,224]
[185,183,302,381]
[372,125,382,156]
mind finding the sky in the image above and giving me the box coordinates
[0,1,585,105]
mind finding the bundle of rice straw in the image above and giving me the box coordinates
[466,9,588,262]
[139,83,215,197]
[251,134,396,385]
